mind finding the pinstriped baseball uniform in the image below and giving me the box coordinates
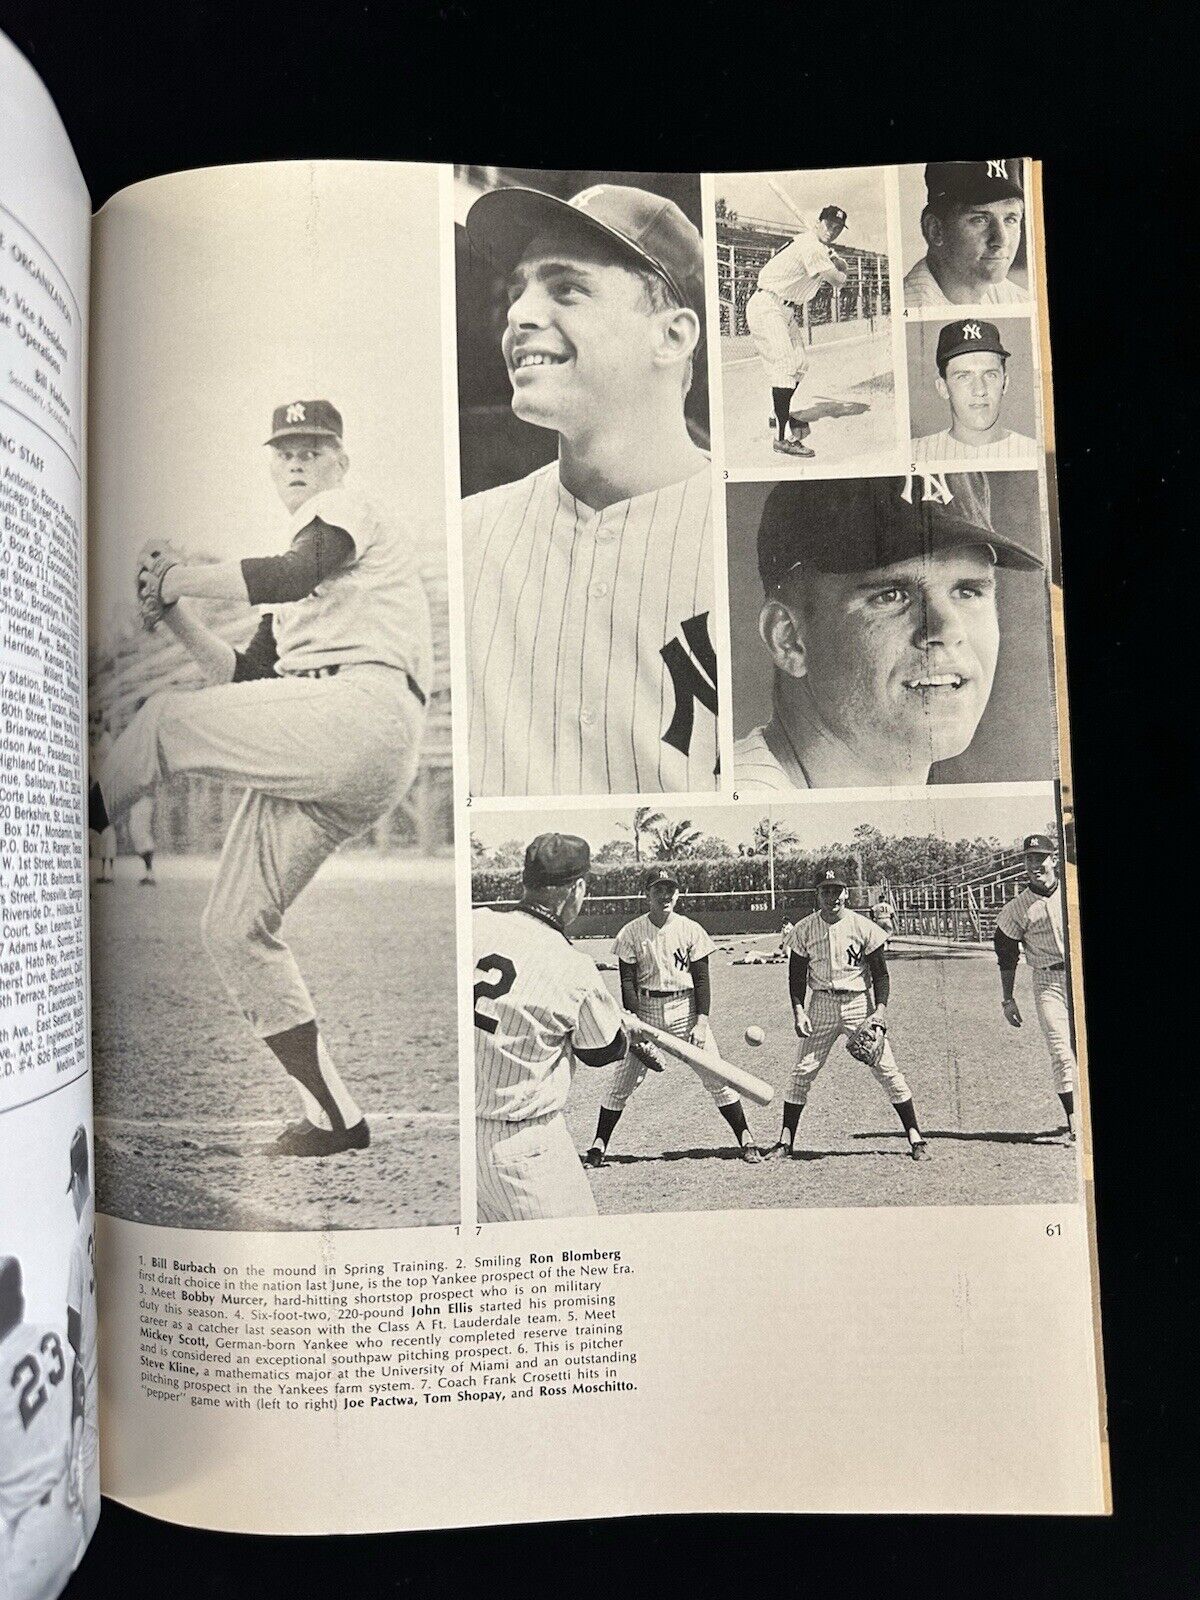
[746,229,842,390]
[464,460,718,797]
[732,720,809,793]
[473,904,624,1221]
[783,910,911,1105]
[995,884,1075,1094]
[66,1194,97,1539]
[903,257,1028,306]
[602,912,737,1110]
[1,1319,79,1599]
[913,428,1037,462]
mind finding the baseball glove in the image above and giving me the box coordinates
[845,1019,887,1069]
[630,1040,669,1074]
[135,540,181,632]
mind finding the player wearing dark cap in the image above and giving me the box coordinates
[904,160,1027,307]
[993,833,1078,1141]
[914,319,1037,462]
[583,867,763,1169]
[473,834,635,1220]
[461,182,720,796]
[732,472,1044,791]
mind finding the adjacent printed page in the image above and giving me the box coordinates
[90,158,1106,1531]
[0,33,98,1600]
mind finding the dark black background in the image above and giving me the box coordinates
[0,2,1190,1595]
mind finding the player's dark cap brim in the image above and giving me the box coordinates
[757,474,1044,587]
[465,186,696,309]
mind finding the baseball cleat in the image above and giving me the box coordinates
[773,438,815,458]
[267,1118,370,1157]
[761,1140,793,1161]
[582,1146,607,1169]
[909,1137,930,1161]
[740,1143,764,1164]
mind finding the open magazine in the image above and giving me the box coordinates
[0,30,1107,1597]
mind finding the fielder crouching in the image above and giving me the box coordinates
[88,400,432,1158]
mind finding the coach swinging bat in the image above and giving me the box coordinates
[629,1018,776,1106]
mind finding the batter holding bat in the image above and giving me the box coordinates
[745,177,849,459]
[583,868,763,1167]
[87,399,432,1158]
[763,867,930,1161]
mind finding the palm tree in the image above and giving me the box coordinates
[651,819,703,859]
[751,818,798,856]
[621,805,666,863]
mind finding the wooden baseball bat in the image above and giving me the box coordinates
[634,1020,775,1107]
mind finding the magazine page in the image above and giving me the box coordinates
[89,157,1106,1532]
[0,32,98,1600]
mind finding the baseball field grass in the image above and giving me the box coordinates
[90,860,459,1231]
[566,935,1080,1216]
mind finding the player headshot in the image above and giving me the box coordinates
[764,867,929,1161]
[994,832,1077,1141]
[88,399,433,1158]
[731,472,1044,791]
[746,197,848,458]
[461,180,720,797]
[473,833,632,1222]
[582,867,762,1167]
[904,161,1027,308]
[913,320,1037,462]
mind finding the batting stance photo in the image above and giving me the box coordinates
[763,868,930,1161]
[745,192,848,459]
[459,174,719,797]
[473,834,631,1223]
[994,833,1078,1141]
[88,399,432,1159]
[583,868,762,1167]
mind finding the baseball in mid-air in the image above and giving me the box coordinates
[745,1025,765,1047]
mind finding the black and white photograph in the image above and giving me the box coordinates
[906,315,1039,464]
[470,794,1080,1218]
[86,163,458,1231]
[714,167,898,472]
[900,159,1031,311]
[454,165,720,799]
[726,471,1057,791]
[0,1097,97,1600]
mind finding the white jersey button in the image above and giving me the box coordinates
[590,581,609,598]
[580,710,596,727]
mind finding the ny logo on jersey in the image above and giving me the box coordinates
[673,949,690,972]
[661,612,718,761]
[900,472,953,506]
[986,159,1009,179]
[285,402,307,424]
[961,321,983,340]
[846,941,865,966]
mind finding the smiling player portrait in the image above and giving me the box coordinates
[454,167,720,799]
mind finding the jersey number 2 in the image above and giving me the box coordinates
[473,954,516,1033]
[10,1332,66,1429]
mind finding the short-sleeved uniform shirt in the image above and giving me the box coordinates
[473,905,624,1122]
[903,257,1027,307]
[994,883,1065,969]
[464,460,718,797]
[613,912,715,992]
[732,721,810,793]
[67,1193,97,1391]
[272,486,433,686]
[757,230,841,306]
[784,909,885,993]
[0,1320,72,1524]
